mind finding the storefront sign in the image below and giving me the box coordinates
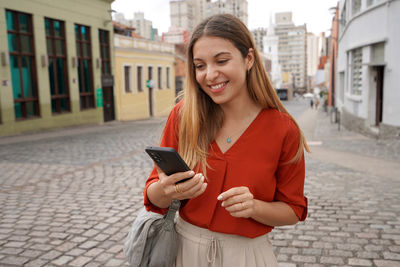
[101,74,114,87]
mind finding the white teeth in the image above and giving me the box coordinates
[210,82,226,90]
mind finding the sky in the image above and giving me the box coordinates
[111,0,339,35]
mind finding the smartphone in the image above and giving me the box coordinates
[145,146,192,183]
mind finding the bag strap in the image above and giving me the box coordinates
[164,199,180,222]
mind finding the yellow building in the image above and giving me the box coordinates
[114,32,176,120]
[0,0,115,136]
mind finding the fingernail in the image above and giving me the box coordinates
[221,202,225,207]
[189,171,195,176]
[217,195,223,201]
[201,176,205,183]
[203,183,207,190]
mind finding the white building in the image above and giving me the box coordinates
[132,12,155,40]
[307,33,319,78]
[273,12,307,91]
[114,12,158,40]
[209,0,248,25]
[170,0,196,32]
[114,12,129,26]
[336,0,400,138]
[263,20,282,88]
[318,32,328,58]
[170,0,248,32]
[162,26,190,44]
[251,28,267,53]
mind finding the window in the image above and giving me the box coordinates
[352,0,361,15]
[339,72,345,102]
[166,67,170,89]
[351,48,362,95]
[340,3,347,27]
[367,0,381,6]
[99,30,111,75]
[137,66,143,92]
[6,10,39,119]
[124,66,131,93]
[75,24,94,109]
[148,66,153,81]
[147,66,153,89]
[158,67,162,89]
[45,18,70,114]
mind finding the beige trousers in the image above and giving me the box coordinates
[174,217,278,267]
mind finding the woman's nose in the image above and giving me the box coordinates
[206,65,219,81]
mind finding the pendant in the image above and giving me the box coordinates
[226,137,232,143]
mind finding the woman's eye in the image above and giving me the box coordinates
[195,64,204,69]
[217,59,228,64]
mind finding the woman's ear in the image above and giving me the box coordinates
[246,48,255,71]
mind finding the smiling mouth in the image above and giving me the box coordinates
[209,81,228,92]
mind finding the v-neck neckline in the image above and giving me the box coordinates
[213,109,265,155]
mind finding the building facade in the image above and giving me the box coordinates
[336,0,400,138]
[263,21,282,89]
[162,26,190,44]
[274,12,307,92]
[113,12,158,41]
[170,0,197,33]
[174,44,187,97]
[209,0,248,25]
[251,28,267,53]
[328,4,339,109]
[0,0,115,136]
[132,12,154,40]
[114,33,176,121]
[306,32,319,90]
[170,0,248,33]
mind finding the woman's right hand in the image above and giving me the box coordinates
[156,166,208,201]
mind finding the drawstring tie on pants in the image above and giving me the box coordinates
[207,236,222,265]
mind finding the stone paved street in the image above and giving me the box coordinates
[0,99,399,267]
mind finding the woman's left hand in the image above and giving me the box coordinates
[218,186,255,218]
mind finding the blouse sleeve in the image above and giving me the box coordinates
[274,119,308,221]
[143,102,181,214]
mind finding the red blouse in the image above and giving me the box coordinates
[144,102,307,238]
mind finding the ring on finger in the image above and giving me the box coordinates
[174,183,182,194]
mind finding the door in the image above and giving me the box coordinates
[375,66,384,126]
[102,86,115,122]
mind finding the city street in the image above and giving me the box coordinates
[0,99,399,267]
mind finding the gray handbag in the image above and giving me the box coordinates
[124,199,181,267]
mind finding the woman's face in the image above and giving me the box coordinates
[192,36,253,106]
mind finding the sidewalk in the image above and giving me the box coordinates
[0,117,167,146]
[271,105,400,267]
[314,110,400,162]
[297,108,400,180]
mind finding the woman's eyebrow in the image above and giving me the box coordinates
[193,51,231,61]
[214,52,231,58]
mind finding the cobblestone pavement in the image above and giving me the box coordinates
[313,110,400,162]
[0,100,399,267]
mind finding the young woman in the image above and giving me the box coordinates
[144,14,309,266]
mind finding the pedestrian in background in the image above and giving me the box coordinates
[143,14,309,267]
[314,97,319,110]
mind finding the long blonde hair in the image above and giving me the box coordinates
[178,14,310,173]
